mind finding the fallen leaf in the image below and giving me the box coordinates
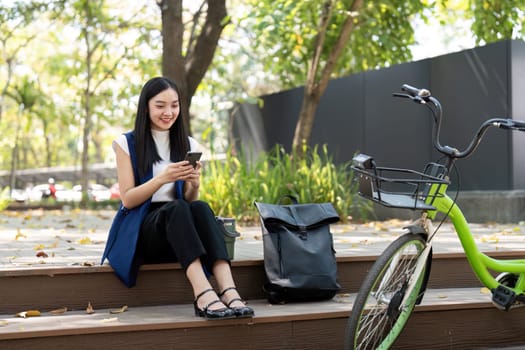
[480,287,491,294]
[77,237,92,245]
[82,261,95,267]
[102,317,118,323]
[50,307,67,315]
[16,310,41,318]
[36,251,49,258]
[0,320,8,327]
[33,244,45,251]
[437,294,448,299]
[15,229,27,240]
[86,302,95,314]
[110,305,128,314]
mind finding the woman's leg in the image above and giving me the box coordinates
[189,201,251,312]
[212,260,247,308]
[140,201,228,312]
[186,259,229,311]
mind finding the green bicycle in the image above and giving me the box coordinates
[344,84,525,350]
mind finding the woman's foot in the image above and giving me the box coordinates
[194,288,235,320]
[219,287,255,318]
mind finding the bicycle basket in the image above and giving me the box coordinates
[351,154,449,210]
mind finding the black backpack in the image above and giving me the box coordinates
[254,197,341,304]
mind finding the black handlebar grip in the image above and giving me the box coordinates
[512,119,525,129]
[401,84,431,98]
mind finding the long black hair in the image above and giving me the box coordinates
[133,77,190,179]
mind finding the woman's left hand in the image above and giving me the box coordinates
[186,161,201,189]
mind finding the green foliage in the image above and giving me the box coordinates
[470,0,525,44]
[0,188,10,211]
[200,144,368,223]
[244,0,428,89]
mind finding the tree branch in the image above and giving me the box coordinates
[317,0,364,94]
[184,0,228,98]
[306,0,335,95]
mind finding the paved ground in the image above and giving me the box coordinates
[1,208,525,269]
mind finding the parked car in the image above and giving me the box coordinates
[73,184,112,202]
[10,189,29,203]
[29,183,76,202]
[110,183,120,200]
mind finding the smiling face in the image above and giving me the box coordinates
[148,87,180,131]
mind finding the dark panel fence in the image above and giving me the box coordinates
[232,39,525,222]
[233,39,525,192]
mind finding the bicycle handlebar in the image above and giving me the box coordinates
[393,84,525,160]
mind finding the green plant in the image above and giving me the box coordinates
[0,188,11,211]
[201,144,368,223]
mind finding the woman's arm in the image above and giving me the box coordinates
[115,142,195,208]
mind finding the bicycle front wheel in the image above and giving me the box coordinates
[344,233,429,350]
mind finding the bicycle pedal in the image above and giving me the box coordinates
[491,285,516,311]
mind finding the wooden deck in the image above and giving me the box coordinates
[2,211,525,349]
[1,288,525,349]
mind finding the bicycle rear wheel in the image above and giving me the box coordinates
[344,233,429,350]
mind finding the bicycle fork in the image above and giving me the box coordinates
[376,225,433,316]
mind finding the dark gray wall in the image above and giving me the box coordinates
[233,39,525,191]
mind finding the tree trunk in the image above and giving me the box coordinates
[159,0,189,132]
[159,0,227,135]
[80,89,91,206]
[293,87,321,151]
[292,0,364,154]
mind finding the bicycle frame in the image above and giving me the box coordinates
[426,181,525,295]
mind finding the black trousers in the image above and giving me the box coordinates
[138,200,229,273]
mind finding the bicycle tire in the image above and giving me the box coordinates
[344,233,428,350]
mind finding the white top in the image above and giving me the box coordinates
[112,130,201,202]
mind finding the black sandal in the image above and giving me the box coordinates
[219,287,255,318]
[194,288,235,320]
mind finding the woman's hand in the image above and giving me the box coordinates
[185,161,201,188]
[158,160,195,184]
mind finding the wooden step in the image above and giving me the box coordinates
[1,288,524,349]
[2,250,522,315]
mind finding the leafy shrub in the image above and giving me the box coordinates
[201,144,369,223]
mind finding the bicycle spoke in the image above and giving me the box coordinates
[346,234,427,350]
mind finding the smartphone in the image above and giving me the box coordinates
[185,151,202,168]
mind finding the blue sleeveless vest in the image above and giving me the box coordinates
[101,131,184,287]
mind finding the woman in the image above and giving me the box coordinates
[110,76,253,320]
